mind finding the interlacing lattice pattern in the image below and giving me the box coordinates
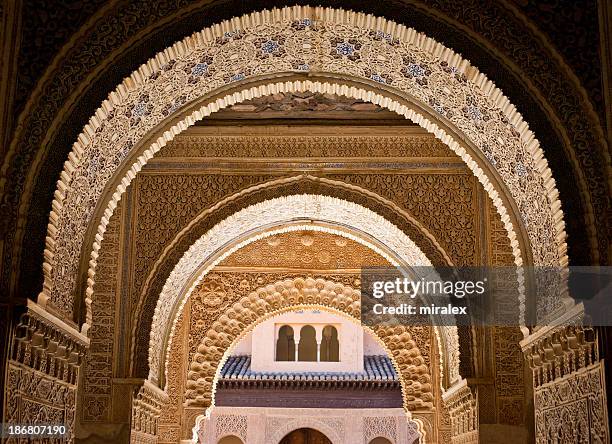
[363,416,398,443]
[215,415,247,442]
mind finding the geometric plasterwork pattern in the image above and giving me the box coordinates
[130,173,275,314]
[131,381,168,444]
[5,301,87,443]
[363,416,398,444]
[522,317,609,443]
[5,363,77,444]
[42,6,567,326]
[215,414,247,441]
[534,362,609,444]
[185,277,434,412]
[159,133,454,159]
[150,194,443,384]
[443,381,479,444]
[158,312,187,444]
[328,173,477,266]
[487,198,526,426]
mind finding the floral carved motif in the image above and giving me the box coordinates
[329,174,477,266]
[443,380,478,444]
[488,199,526,426]
[187,272,367,364]
[131,380,169,443]
[160,133,454,159]
[130,173,276,316]
[522,321,609,443]
[81,205,121,423]
[158,311,187,444]
[5,298,87,443]
[5,363,77,443]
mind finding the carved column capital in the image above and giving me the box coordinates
[12,300,88,384]
[521,309,597,388]
[130,379,169,442]
[443,379,479,443]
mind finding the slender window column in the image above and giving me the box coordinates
[315,326,323,362]
[293,328,300,362]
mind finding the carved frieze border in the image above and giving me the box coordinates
[12,300,88,385]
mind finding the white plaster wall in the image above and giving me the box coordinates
[247,310,364,373]
[231,332,252,355]
[363,332,387,355]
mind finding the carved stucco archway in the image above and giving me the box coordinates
[39,6,567,334]
[129,174,458,380]
[189,298,432,411]
[151,195,458,389]
[187,300,425,442]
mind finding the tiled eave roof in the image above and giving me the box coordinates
[218,354,399,388]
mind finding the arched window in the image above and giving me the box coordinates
[320,325,339,362]
[368,438,393,444]
[218,436,244,444]
[298,325,317,361]
[276,325,295,361]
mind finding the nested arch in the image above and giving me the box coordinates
[186,294,433,412]
[151,194,458,386]
[40,5,567,333]
[130,175,455,381]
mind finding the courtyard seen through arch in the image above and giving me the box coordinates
[0,3,609,444]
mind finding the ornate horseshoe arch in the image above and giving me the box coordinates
[39,6,568,336]
[184,300,428,443]
[189,297,433,412]
[128,174,458,381]
[151,194,458,388]
[186,299,428,434]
